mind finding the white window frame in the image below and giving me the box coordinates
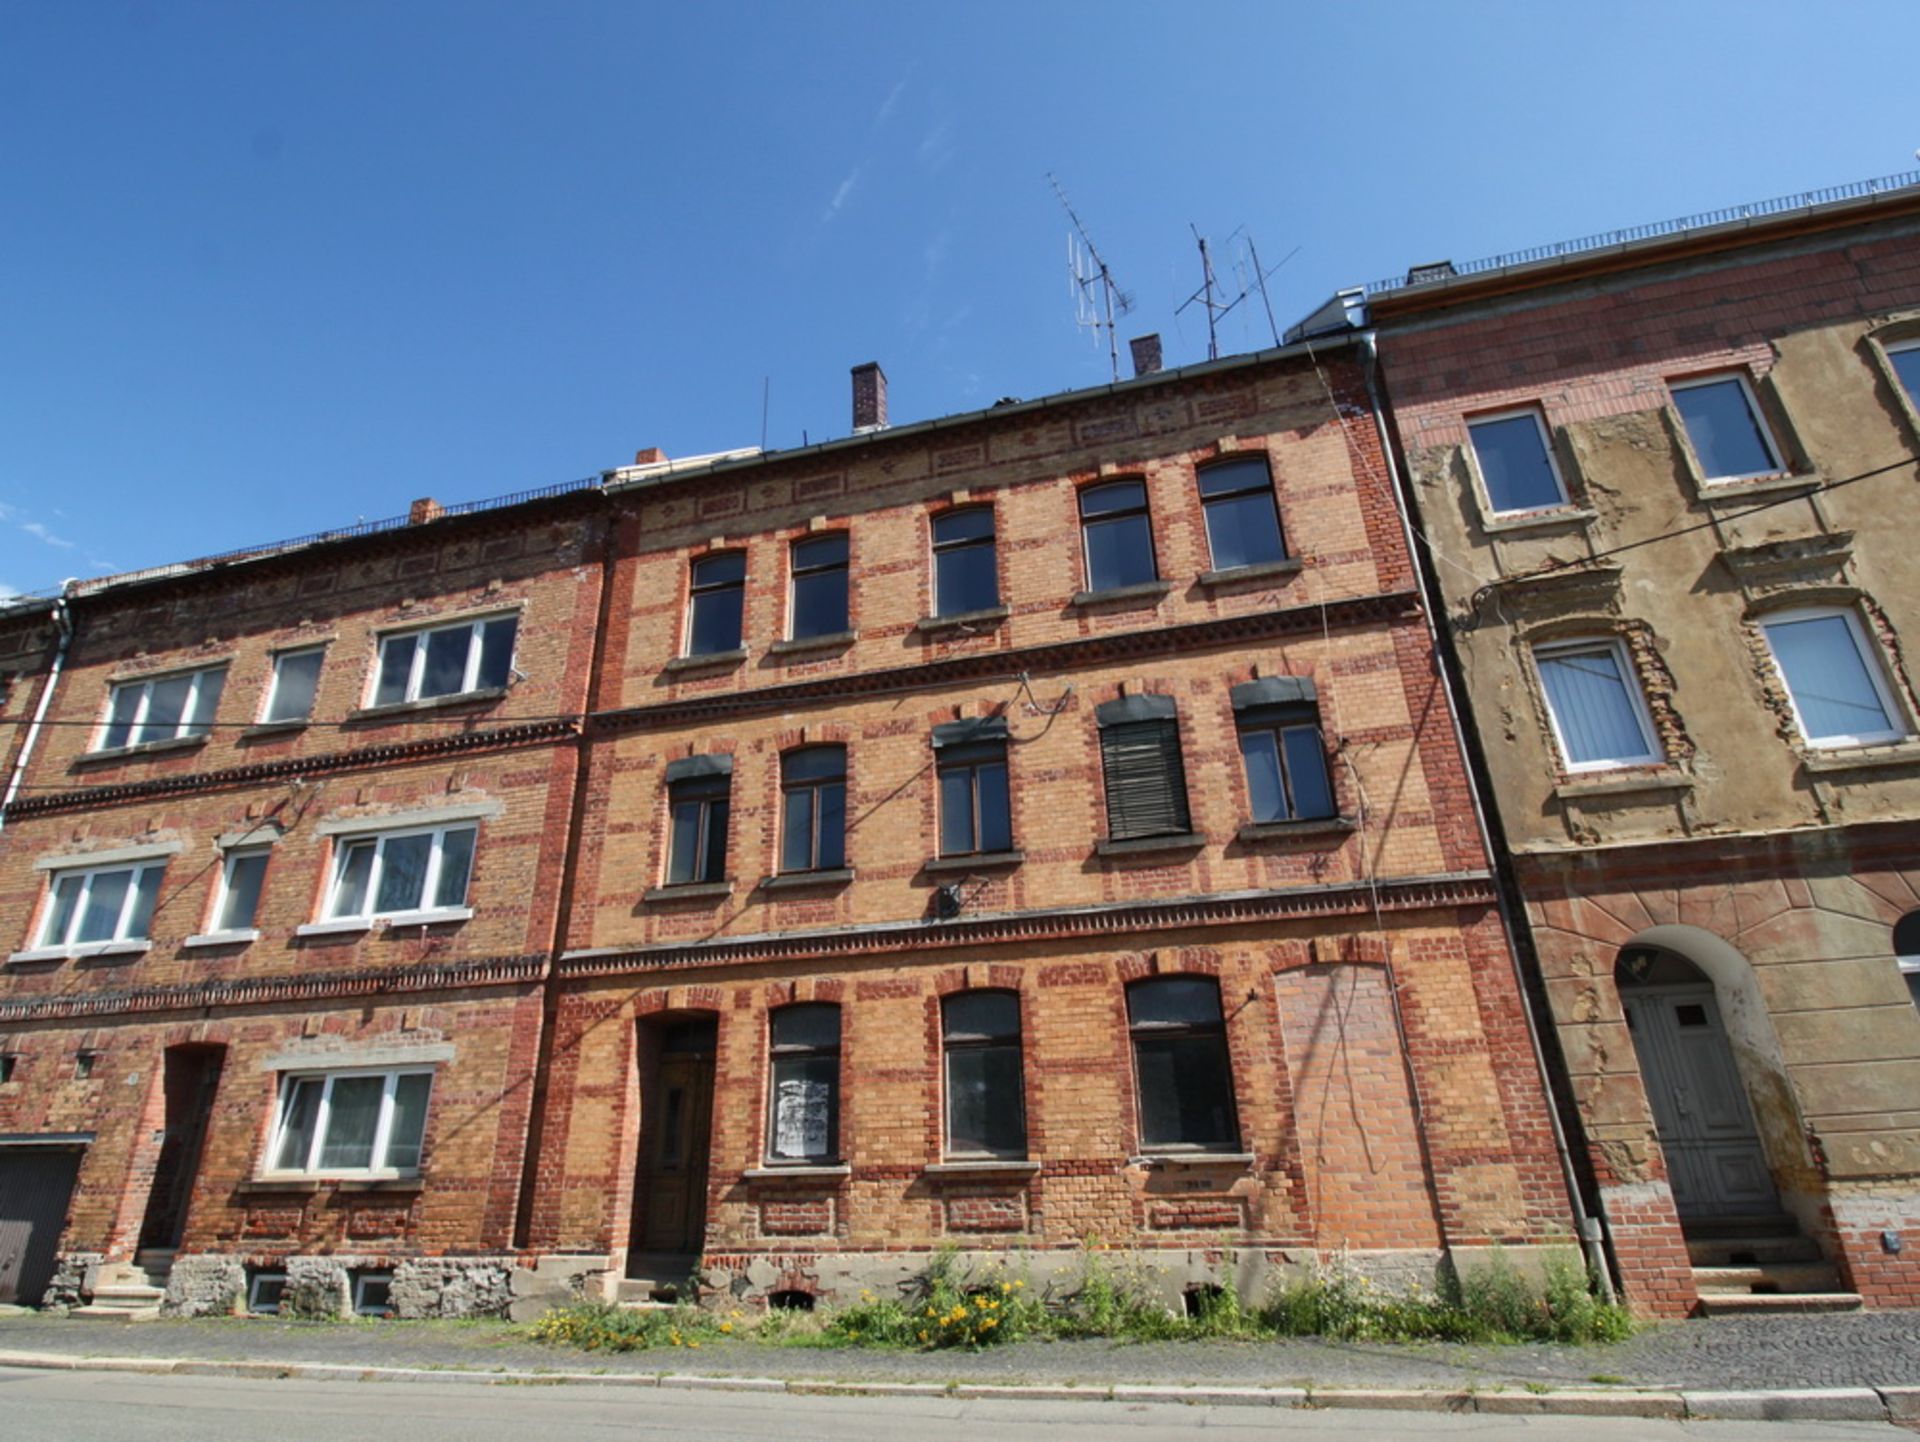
[1669,372,1787,483]
[1532,638,1664,772]
[96,666,225,750]
[23,859,166,959]
[1759,605,1909,749]
[186,847,271,947]
[370,614,516,707]
[302,822,477,933]
[1885,338,1920,405]
[261,646,326,725]
[264,1066,434,1179]
[1466,407,1571,516]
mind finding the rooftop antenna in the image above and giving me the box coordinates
[1178,226,1300,356]
[1049,172,1133,381]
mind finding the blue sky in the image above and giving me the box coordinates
[2,0,1916,598]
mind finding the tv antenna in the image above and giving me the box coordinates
[1050,173,1133,381]
[1178,226,1300,358]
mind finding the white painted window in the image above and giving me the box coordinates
[38,860,166,949]
[99,666,225,749]
[1467,409,1569,514]
[372,615,516,706]
[1669,373,1785,482]
[1886,340,1920,410]
[262,647,325,724]
[1760,607,1907,748]
[210,849,270,935]
[323,823,476,924]
[267,1068,433,1177]
[1533,639,1663,770]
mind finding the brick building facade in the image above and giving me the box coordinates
[1339,177,1920,1314]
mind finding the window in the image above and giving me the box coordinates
[1533,639,1663,770]
[1670,374,1784,481]
[373,615,515,706]
[1760,607,1907,748]
[1127,977,1238,1152]
[780,746,846,873]
[1467,409,1569,514]
[38,860,165,949]
[686,552,746,656]
[74,1050,97,1080]
[766,1004,839,1163]
[247,1272,288,1315]
[262,647,324,724]
[789,533,850,640]
[1079,480,1157,592]
[1231,677,1336,822]
[1198,457,1288,569]
[352,1271,394,1318]
[664,757,731,885]
[0,1055,15,1084]
[1888,340,1920,409]
[931,507,999,617]
[934,719,1012,857]
[942,991,1026,1157]
[100,666,226,750]
[210,849,270,934]
[1895,911,1920,1012]
[324,824,475,923]
[268,1067,433,1176]
[1095,696,1191,841]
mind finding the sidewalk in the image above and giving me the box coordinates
[3,1310,1919,1424]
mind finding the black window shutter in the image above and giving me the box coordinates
[1101,720,1191,838]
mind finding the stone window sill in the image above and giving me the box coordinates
[643,880,734,904]
[1236,817,1354,844]
[1695,470,1820,504]
[923,1159,1040,1178]
[922,850,1024,875]
[1479,507,1596,536]
[183,929,260,949]
[1095,832,1206,859]
[75,735,208,766]
[293,907,472,939]
[1069,580,1174,609]
[768,630,858,657]
[1800,739,1920,774]
[1130,1152,1255,1169]
[741,1164,850,1181]
[239,720,311,741]
[346,688,506,724]
[663,648,748,675]
[239,1176,423,1196]
[759,868,855,893]
[913,605,1010,637]
[1552,770,1694,800]
[1197,557,1304,588]
[8,939,148,966]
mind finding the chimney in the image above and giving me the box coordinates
[633,447,668,466]
[851,362,888,433]
[1129,334,1163,378]
[408,497,444,525]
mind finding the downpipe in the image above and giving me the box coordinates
[0,586,74,834]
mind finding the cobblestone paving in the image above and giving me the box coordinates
[3,1312,1918,1391]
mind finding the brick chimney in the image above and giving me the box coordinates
[408,497,444,525]
[1129,334,1163,378]
[852,362,888,433]
[633,447,668,465]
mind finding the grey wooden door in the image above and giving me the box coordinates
[0,1147,83,1305]
[1623,985,1777,1219]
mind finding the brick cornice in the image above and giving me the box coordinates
[0,951,549,1024]
[557,870,1496,980]
[589,589,1423,735]
[1510,818,1920,891]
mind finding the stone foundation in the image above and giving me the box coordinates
[41,1252,103,1309]
[164,1255,247,1316]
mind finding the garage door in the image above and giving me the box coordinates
[0,1146,83,1305]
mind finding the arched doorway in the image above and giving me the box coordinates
[1616,943,1779,1221]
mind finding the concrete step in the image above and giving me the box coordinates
[613,1298,676,1313]
[1692,1262,1841,1295]
[133,1248,178,1277]
[1681,1214,1801,1240]
[1686,1234,1823,1266]
[70,1283,166,1321]
[1695,1290,1863,1317]
[616,1278,686,1305]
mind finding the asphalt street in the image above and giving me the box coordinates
[0,1368,1906,1441]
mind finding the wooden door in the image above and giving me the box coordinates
[0,1147,83,1305]
[640,1052,715,1254]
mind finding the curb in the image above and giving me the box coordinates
[0,1348,1909,1423]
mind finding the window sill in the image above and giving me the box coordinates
[741,1164,851,1181]
[769,629,858,657]
[760,868,855,893]
[347,688,507,724]
[1095,832,1206,859]
[1197,557,1304,588]
[183,928,260,949]
[295,918,374,938]
[663,648,748,674]
[1552,770,1693,800]
[1235,817,1355,844]
[8,939,149,966]
[922,850,1024,875]
[643,880,735,904]
[239,720,310,741]
[1799,739,1920,774]
[1695,471,1820,504]
[913,605,1010,637]
[75,735,208,766]
[1069,580,1175,609]
[1130,1152,1255,1169]
[240,1175,423,1196]
[923,1159,1040,1178]
[380,906,474,929]
[1479,507,1596,536]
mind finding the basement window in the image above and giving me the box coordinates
[99,665,226,750]
[247,1271,288,1315]
[373,615,516,706]
[352,1270,395,1317]
[1669,373,1785,482]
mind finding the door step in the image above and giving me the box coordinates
[70,1283,166,1321]
[1695,1291,1864,1316]
[620,1253,697,1304]
[1686,1234,1823,1267]
[1693,1262,1843,1295]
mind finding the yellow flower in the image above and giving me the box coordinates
[719,1321,734,1334]
[1014,1280,1025,1289]
[918,1330,929,1342]
[1000,1281,1012,1293]
[688,1340,701,1350]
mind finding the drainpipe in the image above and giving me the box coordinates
[0,585,74,835]
[1354,333,1616,1302]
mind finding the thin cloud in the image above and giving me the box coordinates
[873,73,910,130]
[21,520,75,550]
[917,119,955,173]
[822,165,862,223]
[924,229,951,280]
